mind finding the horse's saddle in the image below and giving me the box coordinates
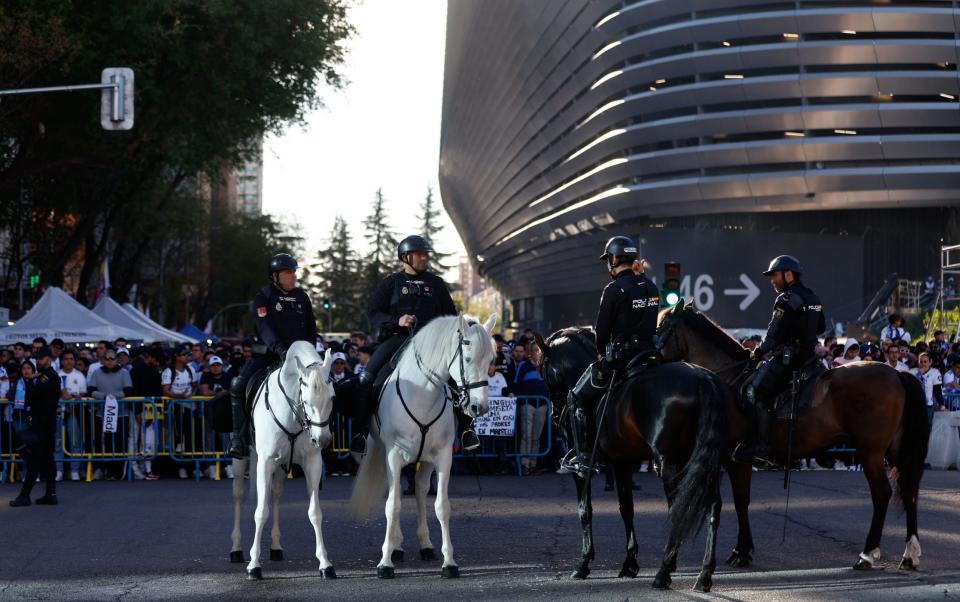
[622,350,662,380]
[742,358,828,419]
[245,366,271,409]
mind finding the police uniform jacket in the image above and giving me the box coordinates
[252,284,318,357]
[24,366,61,432]
[595,270,661,355]
[756,282,825,364]
[367,271,457,340]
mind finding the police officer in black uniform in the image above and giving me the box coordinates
[228,253,318,459]
[560,236,661,477]
[9,347,62,507]
[732,255,825,466]
[349,235,477,454]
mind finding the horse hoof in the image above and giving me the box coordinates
[229,551,245,563]
[727,550,752,568]
[377,565,395,579]
[391,549,404,563]
[899,557,917,571]
[269,549,283,561]
[571,566,589,580]
[321,566,337,579]
[441,565,460,579]
[617,562,639,578]
[652,574,672,590]
[853,558,872,571]
[420,548,437,561]
[247,567,263,581]
[694,575,713,593]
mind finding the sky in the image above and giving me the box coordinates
[262,0,464,276]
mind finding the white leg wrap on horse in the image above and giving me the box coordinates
[902,535,921,568]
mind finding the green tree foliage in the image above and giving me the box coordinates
[362,187,397,296]
[0,0,352,327]
[418,185,455,275]
[311,215,365,332]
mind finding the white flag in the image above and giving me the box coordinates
[103,395,119,433]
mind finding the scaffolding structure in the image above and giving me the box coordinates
[935,244,960,340]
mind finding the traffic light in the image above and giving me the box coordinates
[663,262,681,307]
[322,298,331,311]
[28,274,39,289]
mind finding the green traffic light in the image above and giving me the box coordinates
[665,291,680,306]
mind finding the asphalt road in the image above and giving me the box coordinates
[1,466,959,601]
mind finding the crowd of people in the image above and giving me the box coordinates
[0,326,558,485]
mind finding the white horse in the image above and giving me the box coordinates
[351,314,497,579]
[229,341,337,581]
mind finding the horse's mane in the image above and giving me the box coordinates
[403,314,494,372]
[281,340,322,384]
[679,307,750,360]
[541,326,597,391]
[544,326,597,356]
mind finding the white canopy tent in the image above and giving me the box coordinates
[0,287,145,345]
[120,303,197,344]
[92,297,187,344]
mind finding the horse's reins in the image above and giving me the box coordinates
[264,365,332,471]
[391,325,488,466]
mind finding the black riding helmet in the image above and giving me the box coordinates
[599,236,638,268]
[397,235,433,261]
[268,253,299,277]
[762,255,803,276]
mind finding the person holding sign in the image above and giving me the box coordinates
[87,350,133,481]
[9,347,61,507]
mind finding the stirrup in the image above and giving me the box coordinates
[349,433,367,455]
[228,436,248,460]
[560,452,603,477]
[460,430,480,452]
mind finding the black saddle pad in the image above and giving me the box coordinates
[245,366,271,408]
[623,351,660,380]
[772,360,829,419]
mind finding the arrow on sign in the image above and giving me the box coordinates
[723,274,760,310]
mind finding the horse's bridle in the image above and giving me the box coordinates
[415,326,488,407]
[269,364,332,438]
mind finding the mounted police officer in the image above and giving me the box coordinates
[560,236,661,477]
[733,255,825,466]
[228,253,318,459]
[9,347,62,507]
[348,235,478,454]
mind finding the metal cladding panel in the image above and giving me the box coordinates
[441,0,960,329]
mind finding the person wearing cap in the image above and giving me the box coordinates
[732,255,825,466]
[328,352,352,384]
[348,235,467,455]
[228,253,317,459]
[115,346,132,371]
[559,236,660,477]
[87,348,134,480]
[9,347,63,506]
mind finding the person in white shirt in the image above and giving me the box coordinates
[881,314,911,344]
[942,359,960,410]
[486,360,509,397]
[58,349,87,481]
[162,348,198,478]
[912,352,943,426]
[884,345,910,373]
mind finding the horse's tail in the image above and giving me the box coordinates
[349,435,387,520]
[668,372,727,541]
[893,371,930,507]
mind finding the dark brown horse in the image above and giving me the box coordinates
[656,302,930,570]
[536,328,731,592]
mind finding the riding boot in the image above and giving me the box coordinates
[753,404,775,466]
[228,389,249,460]
[559,365,606,477]
[9,478,34,507]
[348,372,375,455]
[455,407,480,452]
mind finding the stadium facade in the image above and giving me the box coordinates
[439,1,960,330]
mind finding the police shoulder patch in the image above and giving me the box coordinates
[257,306,267,318]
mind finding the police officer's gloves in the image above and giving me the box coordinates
[750,347,763,362]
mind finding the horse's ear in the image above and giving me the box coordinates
[670,299,683,313]
[322,348,332,367]
[534,332,548,357]
[483,314,497,333]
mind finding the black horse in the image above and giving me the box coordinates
[535,327,732,592]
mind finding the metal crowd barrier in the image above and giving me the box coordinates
[452,395,553,476]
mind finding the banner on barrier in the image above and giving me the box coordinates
[103,395,118,433]
[473,396,516,436]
